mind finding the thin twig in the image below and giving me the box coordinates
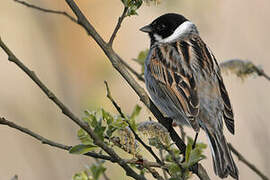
[0,37,145,180]
[14,0,77,23]
[228,143,269,180]
[0,117,113,161]
[104,81,163,165]
[14,0,144,83]
[0,117,70,150]
[122,59,145,82]
[108,6,128,46]
[254,66,270,81]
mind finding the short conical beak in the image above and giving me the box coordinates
[140,24,152,33]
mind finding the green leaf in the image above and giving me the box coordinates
[128,105,141,131]
[73,171,92,180]
[111,116,128,129]
[184,137,193,166]
[187,148,206,167]
[93,125,106,141]
[168,163,182,176]
[101,108,113,125]
[69,144,98,154]
[130,105,142,119]
[90,163,106,180]
[77,129,93,145]
[135,49,149,74]
[181,136,207,169]
[106,125,117,138]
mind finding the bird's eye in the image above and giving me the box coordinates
[157,24,166,31]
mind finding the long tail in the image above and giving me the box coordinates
[205,128,239,179]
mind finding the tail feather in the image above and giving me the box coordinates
[205,128,239,179]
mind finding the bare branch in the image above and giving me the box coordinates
[0,117,114,161]
[229,143,269,180]
[0,117,70,150]
[0,37,145,180]
[123,59,145,82]
[14,0,77,23]
[108,6,128,46]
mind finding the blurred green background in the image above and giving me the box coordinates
[0,0,270,179]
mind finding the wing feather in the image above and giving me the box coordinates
[149,43,200,131]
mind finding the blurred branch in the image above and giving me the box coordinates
[0,38,145,180]
[104,81,163,165]
[228,143,269,180]
[108,6,128,46]
[10,175,18,180]
[220,59,270,82]
[13,0,77,23]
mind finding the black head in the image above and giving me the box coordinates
[140,13,197,44]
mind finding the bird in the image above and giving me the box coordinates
[140,13,238,179]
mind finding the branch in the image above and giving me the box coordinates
[64,0,186,155]
[122,59,145,82]
[8,1,270,179]
[104,81,163,165]
[0,38,145,180]
[0,117,114,161]
[108,6,128,46]
[220,59,270,82]
[228,143,269,180]
[0,117,70,150]
[0,117,170,171]
[12,0,208,178]
[13,0,144,83]
[13,0,77,23]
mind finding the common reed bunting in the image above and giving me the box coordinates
[141,13,238,179]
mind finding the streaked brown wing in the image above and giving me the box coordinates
[190,35,235,134]
[217,71,235,134]
[149,42,200,131]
